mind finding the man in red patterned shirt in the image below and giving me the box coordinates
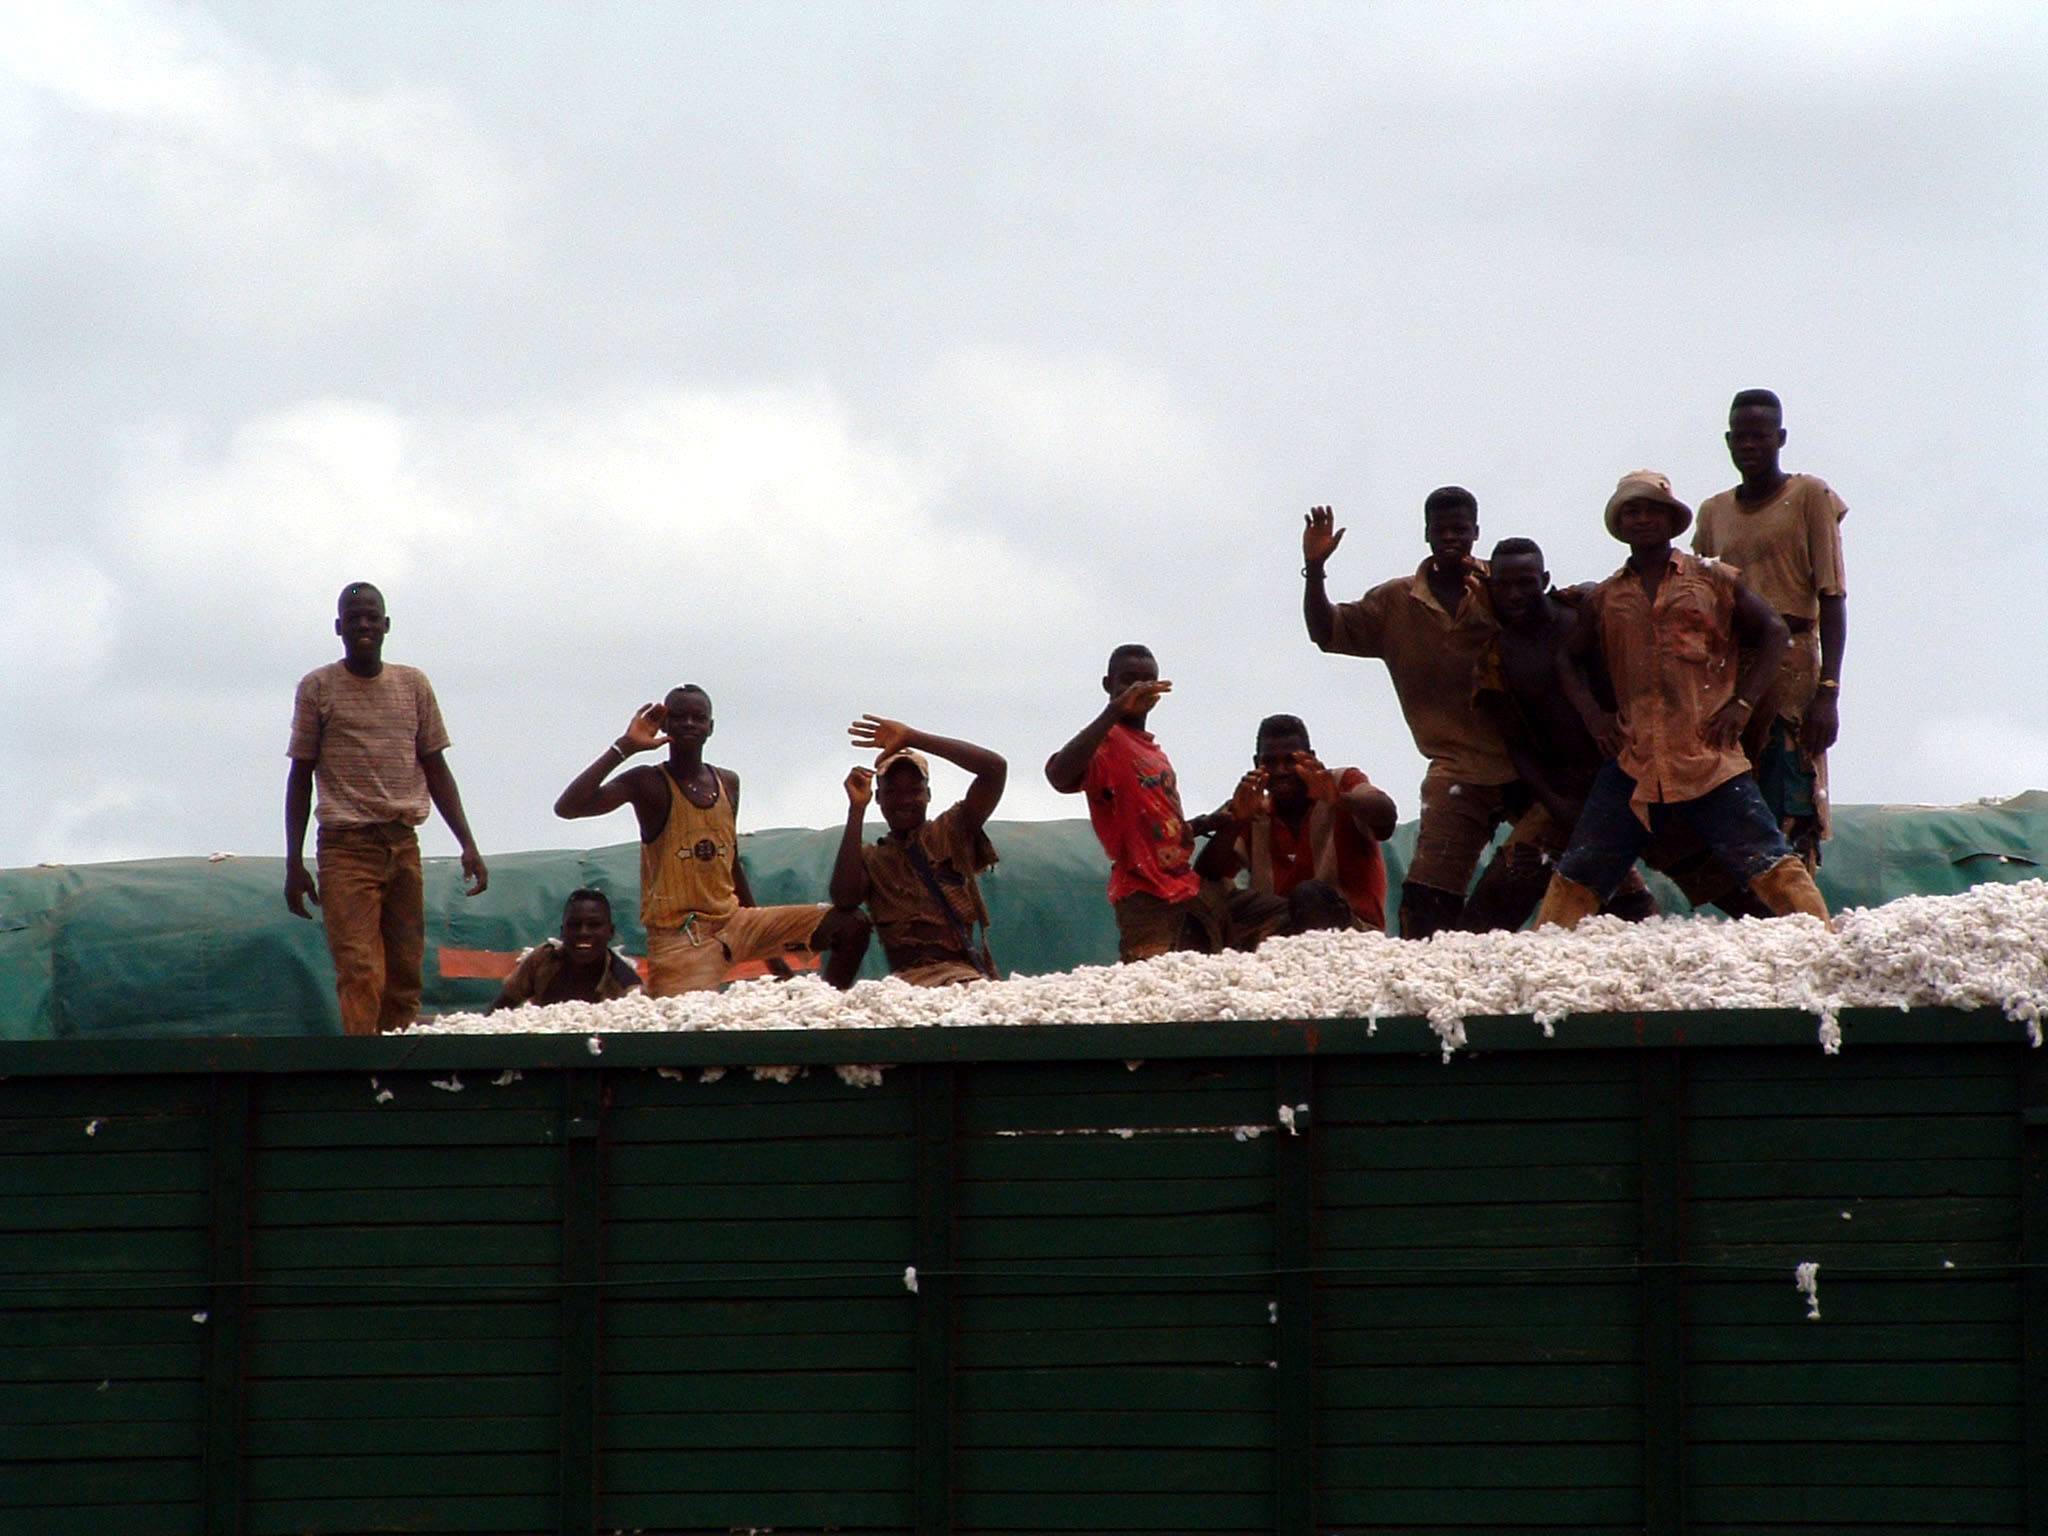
[1046,644,1285,961]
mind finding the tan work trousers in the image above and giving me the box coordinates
[645,905,830,996]
[316,822,426,1036]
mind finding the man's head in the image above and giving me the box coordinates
[1102,644,1161,720]
[1423,486,1479,572]
[875,749,932,835]
[334,582,389,663]
[1283,879,1357,936]
[662,685,714,746]
[1603,470,1693,550]
[1485,538,1549,627]
[558,888,615,966]
[1254,713,1314,812]
[1725,387,1787,480]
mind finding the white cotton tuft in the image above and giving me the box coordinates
[430,1075,464,1093]
[902,1266,918,1294]
[585,1036,603,1055]
[83,1119,100,1137]
[1795,1261,1822,1321]
[1278,1104,1299,1136]
[491,1070,523,1087]
[374,1089,395,1104]
[834,1065,888,1089]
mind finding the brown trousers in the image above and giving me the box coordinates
[317,823,426,1036]
[1113,881,1291,963]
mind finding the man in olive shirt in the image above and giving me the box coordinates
[1693,388,1848,865]
[1302,487,1516,938]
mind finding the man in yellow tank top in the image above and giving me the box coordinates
[555,685,872,995]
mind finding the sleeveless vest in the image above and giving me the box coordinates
[640,768,739,931]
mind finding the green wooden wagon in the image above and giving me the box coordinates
[2,1007,2041,1534]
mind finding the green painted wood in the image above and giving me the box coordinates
[2023,1047,2048,1536]
[200,1074,251,1536]
[0,1147,210,1195]
[0,1379,205,1423]
[0,1508,198,1536]
[2,1418,205,1459]
[601,1489,913,1528]
[607,1097,911,1142]
[956,1366,1272,1414]
[1318,1485,1643,1524]
[956,1445,1274,1493]
[252,1107,560,1148]
[251,1334,561,1378]
[1319,1324,1639,1366]
[0,1189,213,1230]
[558,1068,603,1536]
[1688,1114,2020,1163]
[604,1410,915,1451]
[609,1139,915,1187]
[257,1143,559,1190]
[247,1373,560,1420]
[960,1135,1272,1182]
[607,1218,914,1264]
[601,1445,915,1491]
[0,1340,202,1383]
[605,1331,910,1373]
[243,1492,555,1534]
[951,1488,1276,1529]
[244,1450,557,1498]
[251,1223,562,1270]
[1688,1439,2021,1486]
[0,1457,201,1505]
[959,1174,1273,1218]
[1686,1402,2022,1442]
[1687,1483,2024,1524]
[1689,1157,2019,1199]
[604,1369,915,1414]
[1322,1119,1640,1170]
[1321,1404,1643,1444]
[957,1326,1275,1370]
[246,1415,559,1457]
[913,1062,958,1536]
[1319,1440,1642,1487]
[957,1409,1273,1450]
[0,1007,2027,1081]
[608,1295,915,1338]
[1684,1361,2022,1405]
[609,1179,914,1221]
[1640,1048,1684,1536]
[1273,1054,1312,1536]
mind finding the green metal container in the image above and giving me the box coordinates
[1,1007,2041,1534]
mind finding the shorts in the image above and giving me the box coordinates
[1406,771,1514,894]
[645,905,829,996]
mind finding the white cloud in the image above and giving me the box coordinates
[0,0,521,325]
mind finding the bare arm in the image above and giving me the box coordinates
[848,717,1008,831]
[1476,694,1575,825]
[421,751,488,895]
[555,704,671,831]
[1339,776,1400,842]
[829,768,873,909]
[1556,608,1621,759]
[1707,587,1791,750]
[283,760,319,917]
[1802,593,1846,755]
[1044,682,1168,793]
[1302,506,1344,649]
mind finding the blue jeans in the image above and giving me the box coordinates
[1557,763,1793,902]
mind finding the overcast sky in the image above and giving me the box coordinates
[4,0,2044,869]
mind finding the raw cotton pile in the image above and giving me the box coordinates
[408,879,2048,1057]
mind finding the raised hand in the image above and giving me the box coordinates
[1292,752,1340,803]
[1112,678,1172,716]
[619,702,671,754]
[849,714,912,757]
[1228,770,1269,822]
[1303,506,1346,568]
[845,765,875,808]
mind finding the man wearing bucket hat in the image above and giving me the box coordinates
[1534,471,1830,930]
[831,715,1006,986]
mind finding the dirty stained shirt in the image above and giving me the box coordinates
[1588,551,1752,825]
[860,802,998,968]
[1322,559,1515,785]
[1692,474,1848,622]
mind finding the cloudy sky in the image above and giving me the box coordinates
[4,0,2043,869]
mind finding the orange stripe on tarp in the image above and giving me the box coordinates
[437,948,822,985]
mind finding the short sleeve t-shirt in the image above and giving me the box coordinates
[1083,723,1202,905]
[1692,474,1848,621]
[287,662,451,828]
[861,802,999,964]
[1322,561,1515,785]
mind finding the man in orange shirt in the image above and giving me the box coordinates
[1693,389,1848,866]
[1196,715,1397,933]
[1535,473,1829,930]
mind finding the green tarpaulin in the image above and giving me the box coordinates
[2,796,2042,1039]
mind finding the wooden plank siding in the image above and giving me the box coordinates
[0,1011,2039,1534]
